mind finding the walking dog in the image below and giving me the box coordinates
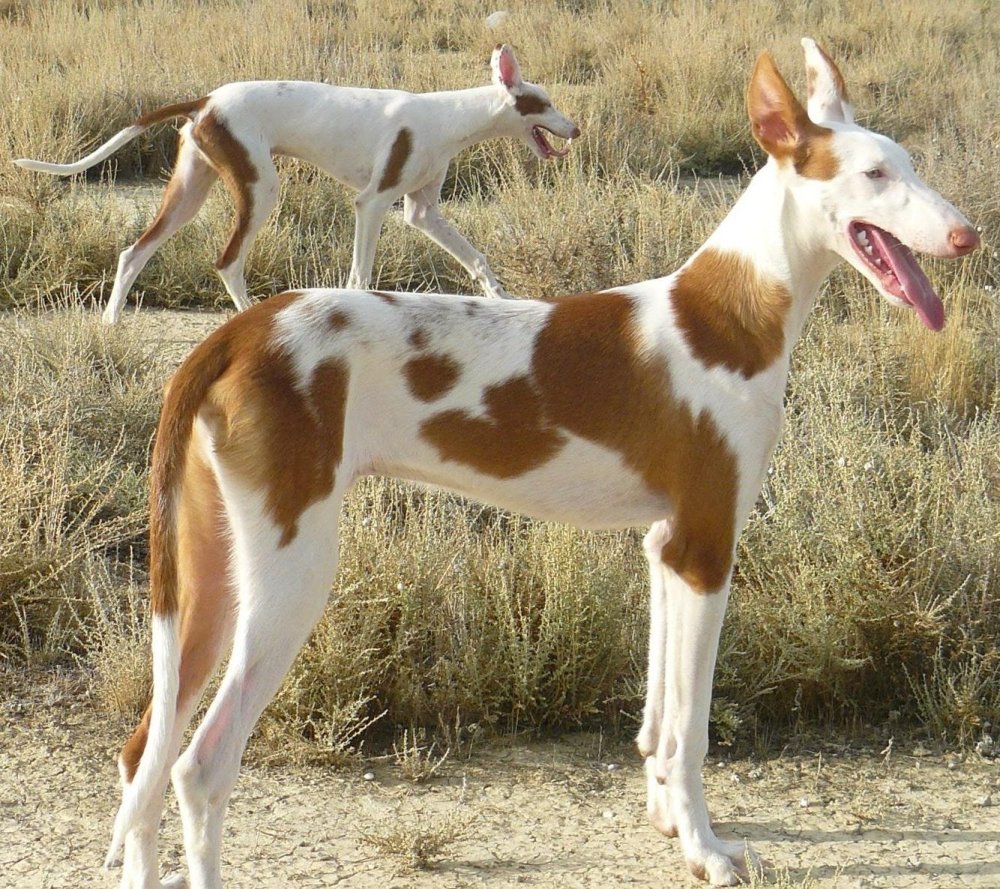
[106,40,978,887]
[14,44,578,324]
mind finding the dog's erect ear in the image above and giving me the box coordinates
[491,44,522,91]
[747,51,815,160]
[801,37,855,125]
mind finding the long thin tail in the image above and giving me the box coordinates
[104,319,234,868]
[14,97,207,177]
[104,613,179,866]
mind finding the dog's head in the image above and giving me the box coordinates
[747,40,979,331]
[491,44,580,160]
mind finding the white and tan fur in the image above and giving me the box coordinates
[14,44,579,324]
[107,41,978,888]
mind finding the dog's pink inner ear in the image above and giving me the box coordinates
[497,45,521,90]
[747,53,807,157]
[753,105,796,149]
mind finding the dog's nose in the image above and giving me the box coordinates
[568,124,581,140]
[950,225,980,255]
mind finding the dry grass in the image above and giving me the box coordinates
[357,803,471,872]
[0,0,997,755]
[392,727,451,783]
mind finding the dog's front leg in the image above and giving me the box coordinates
[403,175,510,299]
[656,565,756,885]
[347,188,395,290]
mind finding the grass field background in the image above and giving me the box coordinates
[0,0,997,758]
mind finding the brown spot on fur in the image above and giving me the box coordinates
[793,128,839,180]
[671,248,790,378]
[805,64,821,100]
[377,127,413,192]
[806,43,849,104]
[328,309,351,331]
[409,327,429,350]
[212,353,348,547]
[185,292,348,548]
[655,408,739,592]
[420,291,740,591]
[687,860,709,882]
[514,93,550,116]
[190,110,260,269]
[371,290,398,305]
[120,708,150,782]
[173,430,236,701]
[122,426,237,780]
[531,292,739,592]
[404,353,461,402]
[421,375,567,478]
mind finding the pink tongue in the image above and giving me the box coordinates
[533,127,569,158]
[868,227,945,331]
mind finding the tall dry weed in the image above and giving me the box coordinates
[0,302,160,660]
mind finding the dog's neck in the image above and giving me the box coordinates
[421,85,522,148]
[695,160,842,355]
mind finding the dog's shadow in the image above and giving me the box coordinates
[719,820,1000,882]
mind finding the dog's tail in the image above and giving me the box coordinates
[104,319,233,868]
[15,97,207,177]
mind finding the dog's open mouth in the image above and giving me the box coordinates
[848,221,945,331]
[532,125,572,159]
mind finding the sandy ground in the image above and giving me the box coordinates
[2,671,999,889]
[2,308,999,888]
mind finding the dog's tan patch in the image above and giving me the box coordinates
[420,291,740,591]
[671,248,790,378]
[687,860,710,883]
[794,128,839,180]
[327,309,351,331]
[136,97,208,128]
[135,132,218,252]
[404,353,462,402]
[420,375,567,478]
[378,127,413,192]
[514,93,551,116]
[409,327,429,350]
[191,109,260,269]
[371,290,398,305]
[120,709,151,782]
[805,42,849,105]
[531,292,739,592]
[203,292,349,548]
[173,433,235,707]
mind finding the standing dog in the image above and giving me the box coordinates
[106,40,977,887]
[14,45,579,323]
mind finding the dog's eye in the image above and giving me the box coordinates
[865,168,884,180]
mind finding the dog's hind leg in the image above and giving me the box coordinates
[116,428,236,889]
[171,485,343,889]
[103,132,217,324]
[189,129,279,312]
[637,520,678,839]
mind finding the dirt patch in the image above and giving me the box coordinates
[1,674,998,889]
